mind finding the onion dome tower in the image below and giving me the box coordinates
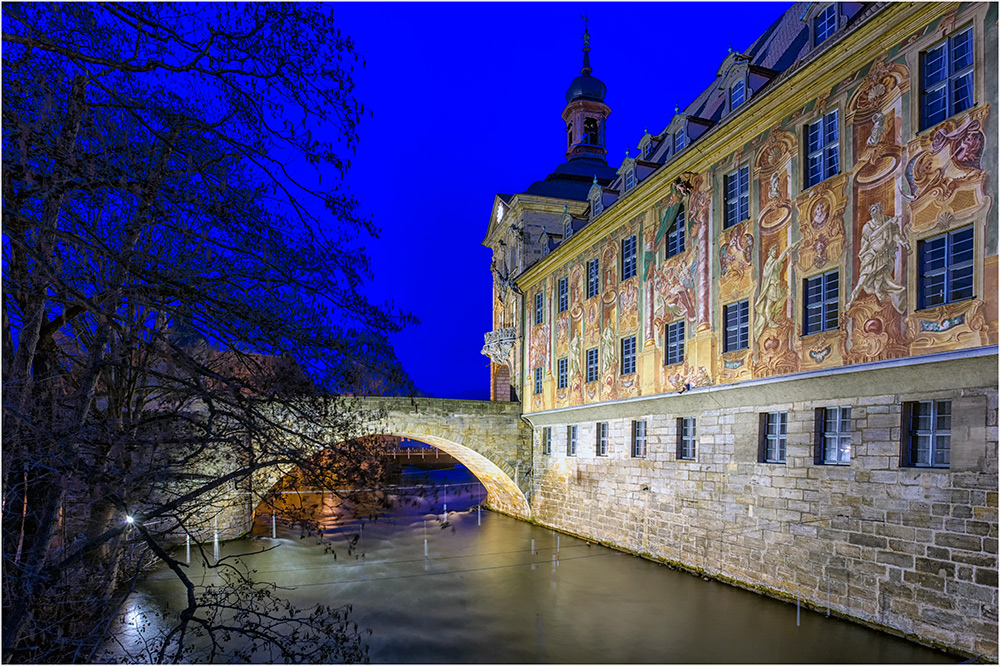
[562,26,611,163]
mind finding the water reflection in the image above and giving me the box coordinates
[119,465,957,664]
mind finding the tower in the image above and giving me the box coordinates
[562,27,610,163]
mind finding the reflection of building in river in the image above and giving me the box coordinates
[482,4,997,660]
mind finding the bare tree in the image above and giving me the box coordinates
[2,3,414,662]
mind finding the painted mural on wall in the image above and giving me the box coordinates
[509,7,996,413]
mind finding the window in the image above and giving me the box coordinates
[815,406,851,465]
[558,277,569,313]
[596,422,609,457]
[814,5,837,45]
[674,127,686,152]
[625,168,635,192]
[666,209,685,259]
[724,165,750,228]
[730,80,745,110]
[557,358,568,390]
[534,292,544,325]
[533,367,542,394]
[760,411,787,463]
[567,425,578,456]
[586,347,599,383]
[621,235,637,280]
[803,270,839,335]
[723,300,749,352]
[587,258,600,298]
[677,417,696,460]
[592,196,603,218]
[921,26,974,131]
[919,226,974,309]
[541,427,552,455]
[903,400,951,468]
[642,142,652,159]
[805,110,839,187]
[584,118,599,144]
[621,336,637,375]
[665,320,685,366]
[631,420,647,458]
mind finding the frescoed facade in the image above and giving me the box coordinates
[482,3,997,659]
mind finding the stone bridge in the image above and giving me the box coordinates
[218,397,532,538]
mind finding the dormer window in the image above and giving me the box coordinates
[642,142,652,159]
[730,80,745,110]
[814,5,837,45]
[591,195,603,219]
[625,168,635,191]
[674,127,686,152]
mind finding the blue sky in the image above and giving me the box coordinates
[332,2,792,399]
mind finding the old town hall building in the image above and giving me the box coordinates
[482,2,997,660]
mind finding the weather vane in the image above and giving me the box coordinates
[581,14,590,45]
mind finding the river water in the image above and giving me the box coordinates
[121,465,957,663]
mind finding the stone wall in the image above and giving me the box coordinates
[524,349,998,659]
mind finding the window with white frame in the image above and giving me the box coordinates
[903,400,951,468]
[817,406,851,465]
[665,320,685,366]
[724,165,749,228]
[592,192,604,218]
[541,426,552,455]
[805,110,839,188]
[814,5,837,45]
[587,258,600,298]
[677,417,696,460]
[625,168,636,192]
[586,347,599,383]
[621,335,637,375]
[674,127,686,152]
[803,270,839,335]
[730,79,745,110]
[596,422,609,456]
[621,234,637,280]
[631,420,647,458]
[760,411,787,463]
[723,300,749,352]
[919,225,974,309]
[557,358,568,390]
[566,425,578,456]
[558,276,569,313]
[920,26,974,131]
[534,291,544,325]
[666,208,685,259]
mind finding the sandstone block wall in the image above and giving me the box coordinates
[525,351,998,659]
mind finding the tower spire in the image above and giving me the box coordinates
[581,15,592,75]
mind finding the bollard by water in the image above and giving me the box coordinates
[272,515,276,539]
[557,535,560,554]
[424,538,428,557]
[186,534,190,564]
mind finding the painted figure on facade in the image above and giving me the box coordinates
[601,324,617,374]
[753,241,799,340]
[849,202,906,307]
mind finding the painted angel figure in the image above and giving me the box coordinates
[849,202,906,307]
[753,241,799,340]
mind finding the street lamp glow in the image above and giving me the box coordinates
[125,515,135,525]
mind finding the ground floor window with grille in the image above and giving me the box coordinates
[676,417,696,460]
[541,427,552,455]
[566,425,577,457]
[759,412,787,463]
[903,400,951,468]
[816,406,851,464]
[631,420,647,458]
[596,422,609,456]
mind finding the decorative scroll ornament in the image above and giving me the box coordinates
[481,327,517,368]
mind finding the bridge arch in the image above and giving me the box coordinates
[377,431,529,518]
